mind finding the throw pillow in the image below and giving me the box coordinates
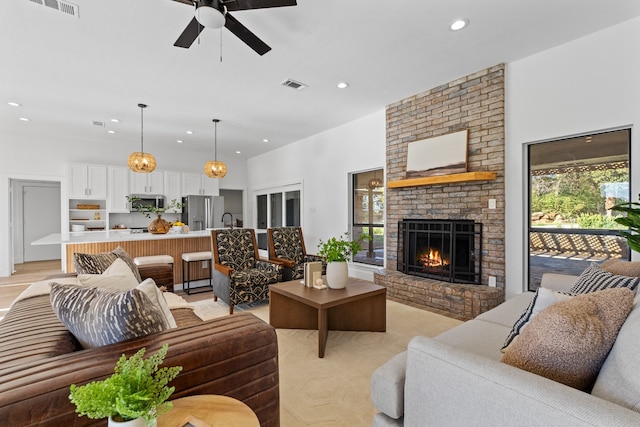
[137,279,177,329]
[73,246,142,283]
[77,258,139,290]
[601,259,640,278]
[501,287,573,352]
[50,282,167,349]
[501,287,634,391]
[569,262,640,295]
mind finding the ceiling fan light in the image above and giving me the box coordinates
[204,160,227,178]
[128,152,156,173]
[196,5,225,29]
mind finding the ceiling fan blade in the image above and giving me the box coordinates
[171,0,194,5]
[224,13,271,55]
[224,0,296,12]
[174,17,205,48]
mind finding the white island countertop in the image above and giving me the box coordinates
[32,229,215,246]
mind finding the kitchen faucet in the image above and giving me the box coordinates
[222,212,234,229]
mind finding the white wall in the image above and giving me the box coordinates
[505,17,640,298]
[247,110,386,274]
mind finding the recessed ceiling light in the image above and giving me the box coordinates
[177,140,184,144]
[110,118,120,123]
[8,102,21,107]
[262,138,270,143]
[337,82,350,89]
[18,117,30,122]
[107,130,116,134]
[449,18,469,31]
[186,130,194,135]
[235,151,241,154]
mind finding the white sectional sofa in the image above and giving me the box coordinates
[371,272,640,426]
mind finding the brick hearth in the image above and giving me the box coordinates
[375,270,504,320]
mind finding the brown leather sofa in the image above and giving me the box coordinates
[0,289,279,426]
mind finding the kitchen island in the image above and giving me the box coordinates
[35,230,214,286]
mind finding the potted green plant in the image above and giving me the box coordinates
[611,193,640,253]
[317,232,367,289]
[69,344,182,427]
[126,197,185,234]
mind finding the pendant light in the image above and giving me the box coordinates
[128,103,156,173]
[204,118,227,178]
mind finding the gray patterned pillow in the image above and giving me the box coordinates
[50,283,167,349]
[570,262,640,295]
[73,246,142,283]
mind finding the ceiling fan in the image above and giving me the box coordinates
[172,0,297,55]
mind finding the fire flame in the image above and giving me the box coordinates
[419,248,449,268]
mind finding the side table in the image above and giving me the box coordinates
[158,395,259,427]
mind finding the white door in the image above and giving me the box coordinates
[23,185,61,261]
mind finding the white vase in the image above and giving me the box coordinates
[108,416,154,427]
[326,261,348,289]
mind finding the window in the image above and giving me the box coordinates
[254,184,302,251]
[527,129,630,291]
[351,169,385,266]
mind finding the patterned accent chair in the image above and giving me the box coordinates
[267,227,326,281]
[211,228,282,314]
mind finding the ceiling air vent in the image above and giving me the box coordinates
[28,0,79,18]
[92,121,105,127]
[280,79,308,91]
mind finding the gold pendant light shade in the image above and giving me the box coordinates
[128,103,156,173]
[128,152,157,173]
[204,160,227,178]
[205,118,227,178]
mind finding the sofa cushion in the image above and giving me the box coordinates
[501,288,634,391]
[73,246,142,283]
[601,259,640,277]
[50,282,167,348]
[435,318,512,361]
[591,294,640,411]
[501,288,573,351]
[475,291,534,329]
[569,263,640,295]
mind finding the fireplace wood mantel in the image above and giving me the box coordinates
[387,171,497,189]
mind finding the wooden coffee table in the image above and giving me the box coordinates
[269,278,386,357]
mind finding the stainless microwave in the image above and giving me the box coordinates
[129,195,165,212]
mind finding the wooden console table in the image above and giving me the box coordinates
[269,278,386,358]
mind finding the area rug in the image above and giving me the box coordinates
[191,298,462,426]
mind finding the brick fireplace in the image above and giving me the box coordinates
[374,64,506,319]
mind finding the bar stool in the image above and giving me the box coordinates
[181,251,213,295]
[134,255,174,292]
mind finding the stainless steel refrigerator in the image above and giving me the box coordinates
[181,195,224,230]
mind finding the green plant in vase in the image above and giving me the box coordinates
[317,232,365,262]
[69,344,182,426]
[611,193,640,253]
[317,232,369,289]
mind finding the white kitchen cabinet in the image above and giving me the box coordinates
[181,173,219,196]
[68,164,107,199]
[108,166,130,213]
[129,170,164,195]
[164,171,182,213]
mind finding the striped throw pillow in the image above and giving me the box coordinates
[570,263,640,295]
